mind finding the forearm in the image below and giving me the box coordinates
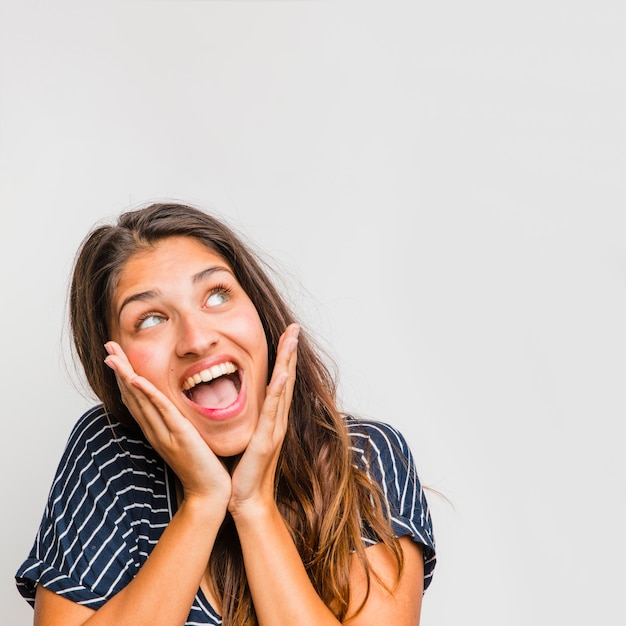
[233,503,341,626]
[36,496,225,626]
[105,497,222,624]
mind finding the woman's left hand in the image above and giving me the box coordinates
[228,323,299,516]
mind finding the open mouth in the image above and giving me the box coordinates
[182,362,242,410]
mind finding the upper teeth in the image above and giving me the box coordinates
[182,362,237,391]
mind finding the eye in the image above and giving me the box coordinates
[206,284,233,308]
[136,313,166,330]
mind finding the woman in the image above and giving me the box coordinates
[16,203,436,625]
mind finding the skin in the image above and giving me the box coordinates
[33,236,424,625]
[110,236,271,460]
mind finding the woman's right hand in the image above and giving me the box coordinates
[104,341,232,508]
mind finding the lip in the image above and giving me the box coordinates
[180,355,247,422]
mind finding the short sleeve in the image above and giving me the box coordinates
[15,406,170,609]
[348,417,436,591]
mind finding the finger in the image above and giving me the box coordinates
[253,326,299,452]
[256,372,289,442]
[265,325,299,421]
[268,324,299,388]
[105,359,160,441]
[104,342,182,440]
[279,325,299,411]
[274,341,297,438]
[105,342,162,408]
[283,329,298,402]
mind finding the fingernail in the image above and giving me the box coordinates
[104,356,116,370]
[104,342,113,355]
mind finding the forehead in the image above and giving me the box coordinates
[115,237,231,291]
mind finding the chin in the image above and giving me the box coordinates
[205,433,252,459]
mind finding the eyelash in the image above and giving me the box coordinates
[206,283,234,305]
[134,311,166,330]
[209,282,233,294]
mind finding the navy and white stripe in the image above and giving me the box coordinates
[346,416,436,591]
[16,405,435,622]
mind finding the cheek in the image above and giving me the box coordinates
[232,309,269,369]
[247,313,269,359]
[110,326,164,379]
[122,345,163,378]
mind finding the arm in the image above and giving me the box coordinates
[232,505,424,626]
[345,538,424,625]
[34,345,232,626]
[35,521,425,626]
[34,494,226,626]
[228,325,425,625]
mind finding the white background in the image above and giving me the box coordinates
[1,1,625,624]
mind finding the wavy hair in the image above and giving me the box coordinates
[69,203,402,624]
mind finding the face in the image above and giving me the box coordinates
[110,236,269,457]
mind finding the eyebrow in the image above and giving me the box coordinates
[192,266,233,284]
[117,265,233,319]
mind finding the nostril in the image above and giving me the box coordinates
[176,322,219,357]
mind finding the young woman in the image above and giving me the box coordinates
[16,203,436,625]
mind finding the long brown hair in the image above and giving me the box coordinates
[69,203,402,624]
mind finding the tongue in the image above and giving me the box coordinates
[191,377,239,409]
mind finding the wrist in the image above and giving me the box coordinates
[228,495,280,527]
[180,491,229,523]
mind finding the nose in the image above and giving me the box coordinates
[175,310,219,357]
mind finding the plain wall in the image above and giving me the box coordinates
[1,1,625,623]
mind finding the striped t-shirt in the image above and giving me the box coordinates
[16,405,436,624]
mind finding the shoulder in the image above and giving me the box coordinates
[345,415,437,589]
[55,404,161,489]
[45,404,168,548]
[64,404,150,456]
[346,415,411,449]
[66,404,134,446]
[345,415,414,474]
[345,414,423,510]
[16,406,172,608]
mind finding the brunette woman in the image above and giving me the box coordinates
[16,203,435,625]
